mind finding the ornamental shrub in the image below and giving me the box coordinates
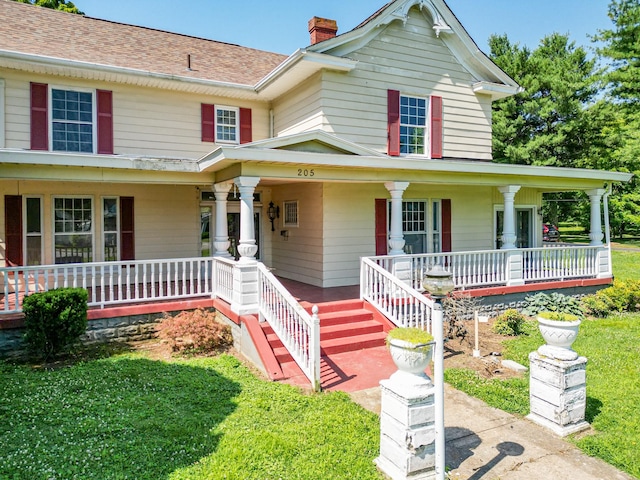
[581,280,640,317]
[157,308,232,354]
[22,287,88,359]
[492,309,527,336]
[521,292,583,317]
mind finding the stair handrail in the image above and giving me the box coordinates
[360,256,435,333]
[256,263,321,391]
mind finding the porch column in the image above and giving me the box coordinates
[498,185,521,250]
[586,189,605,246]
[234,176,260,263]
[212,181,233,258]
[385,181,410,256]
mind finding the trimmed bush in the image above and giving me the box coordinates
[157,308,232,354]
[492,309,527,336]
[22,287,88,359]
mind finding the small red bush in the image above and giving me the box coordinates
[157,308,232,354]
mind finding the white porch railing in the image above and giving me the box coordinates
[360,257,434,331]
[366,244,609,291]
[522,245,601,282]
[212,257,235,304]
[0,256,214,313]
[256,263,321,391]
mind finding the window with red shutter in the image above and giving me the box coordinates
[201,104,215,142]
[120,197,135,261]
[97,90,114,154]
[431,96,443,159]
[30,83,48,151]
[387,90,400,156]
[240,108,252,144]
[375,198,388,255]
[5,195,23,266]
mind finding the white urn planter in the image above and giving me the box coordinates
[386,327,434,383]
[536,312,581,361]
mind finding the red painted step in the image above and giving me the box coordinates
[262,301,388,368]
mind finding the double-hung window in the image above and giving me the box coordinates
[216,106,239,143]
[400,95,428,155]
[30,83,113,153]
[388,199,442,254]
[54,197,93,264]
[51,88,94,153]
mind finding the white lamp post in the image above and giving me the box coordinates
[423,264,455,480]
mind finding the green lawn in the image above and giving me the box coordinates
[445,249,640,478]
[0,354,383,480]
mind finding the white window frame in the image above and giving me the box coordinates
[400,94,429,156]
[388,199,442,254]
[49,84,97,153]
[215,105,240,144]
[102,196,120,262]
[52,195,95,264]
[24,196,43,266]
[283,200,299,227]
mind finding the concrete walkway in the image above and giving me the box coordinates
[350,384,636,480]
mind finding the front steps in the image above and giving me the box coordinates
[262,299,389,368]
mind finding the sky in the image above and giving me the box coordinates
[77,0,611,56]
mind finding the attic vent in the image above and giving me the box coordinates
[308,17,338,45]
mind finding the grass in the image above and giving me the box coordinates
[445,248,640,478]
[0,354,383,480]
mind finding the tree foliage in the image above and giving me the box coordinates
[11,0,83,14]
[490,33,598,168]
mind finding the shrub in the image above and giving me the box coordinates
[537,311,581,322]
[581,280,640,317]
[157,308,232,354]
[22,287,88,359]
[492,309,527,336]
[581,293,615,318]
[521,292,583,317]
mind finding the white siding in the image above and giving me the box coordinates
[0,180,200,265]
[273,6,494,160]
[1,71,270,158]
[270,183,324,286]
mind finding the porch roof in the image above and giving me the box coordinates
[198,131,633,190]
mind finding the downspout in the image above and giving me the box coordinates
[269,109,274,138]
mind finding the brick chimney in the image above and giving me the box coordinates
[308,17,338,45]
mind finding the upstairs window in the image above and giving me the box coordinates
[52,89,94,153]
[30,83,113,154]
[216,106,239,143]
[387,90,443,158]
[400,96,427,155]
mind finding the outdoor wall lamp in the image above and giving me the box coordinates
[267,201,280,231]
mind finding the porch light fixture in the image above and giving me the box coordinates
[267,201,280,231]
[422,264,455,299]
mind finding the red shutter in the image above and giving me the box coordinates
[239,108,252,144]
[375,198,388,255]
[120,197,135,261]
[201,104,215,142]
[5,195,23,266]
[387,89,400,156]
[431,95,443,159]
[30,83,48,151]
[441,198,451,253]
[97,90,114,154]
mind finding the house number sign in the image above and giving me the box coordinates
[297,168,315,177]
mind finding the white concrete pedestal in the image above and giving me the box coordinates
[527,351,589,437]
[376,371,436,480]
